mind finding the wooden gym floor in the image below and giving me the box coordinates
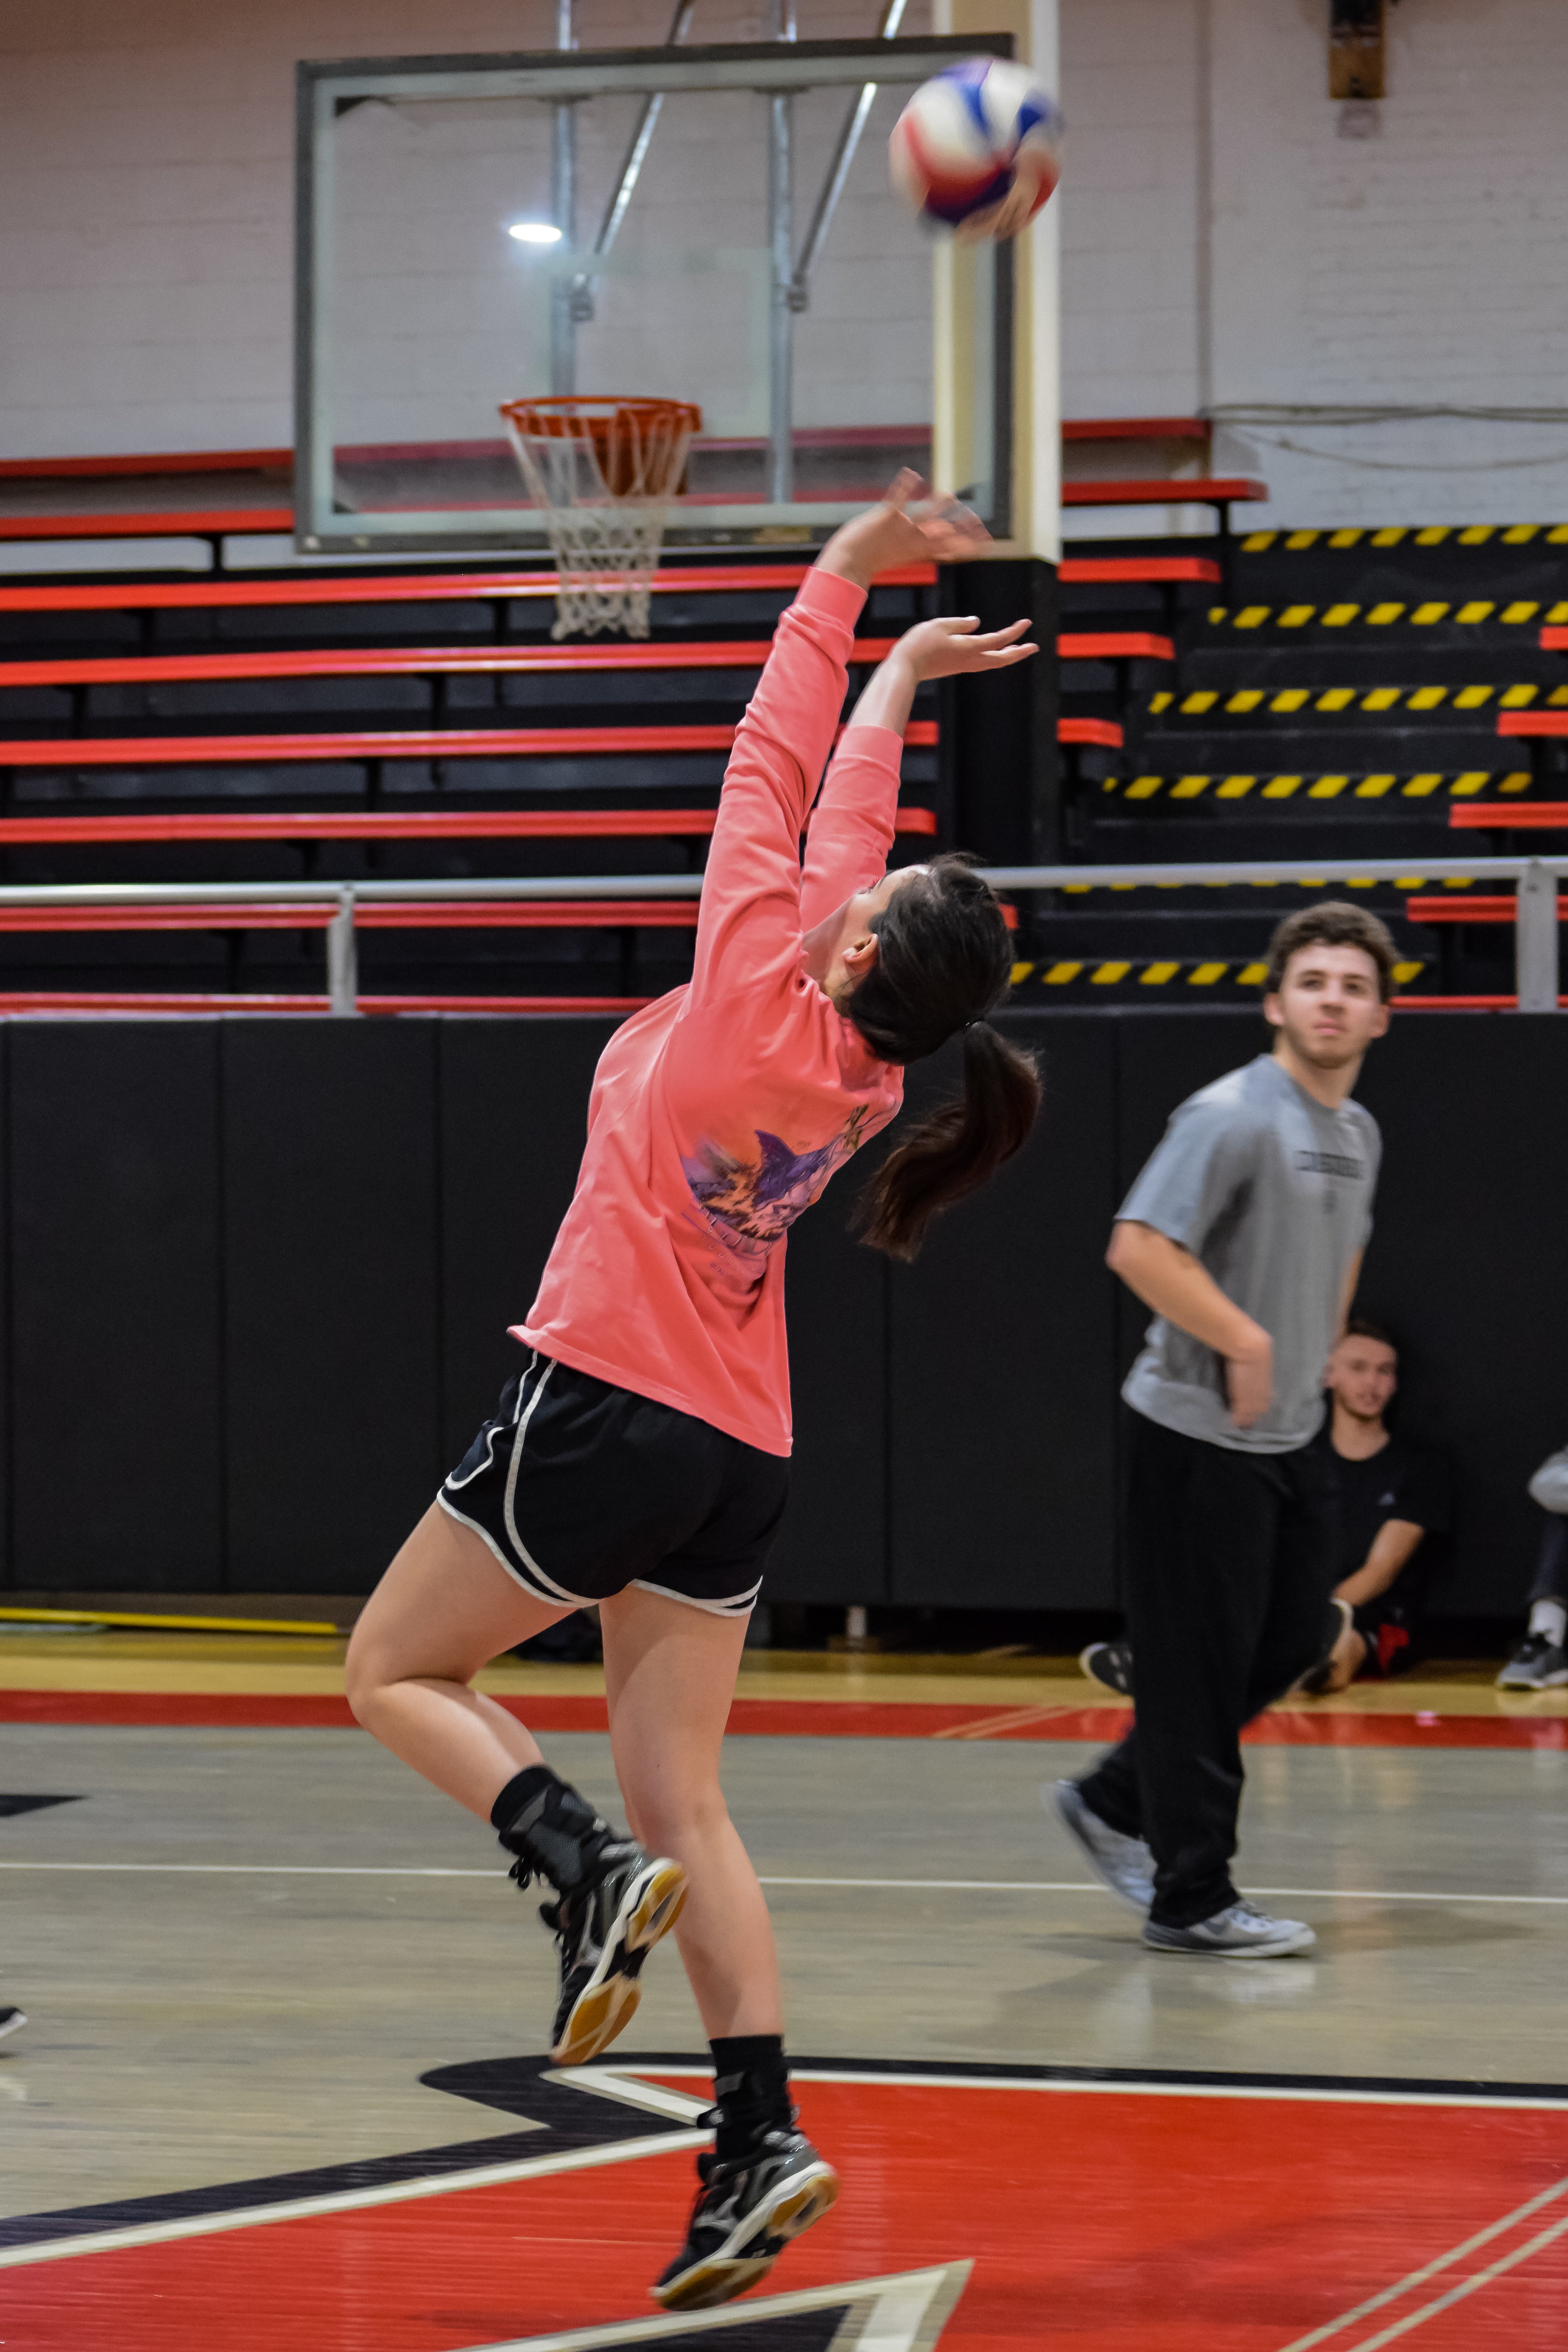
[2,1633,1566,2348]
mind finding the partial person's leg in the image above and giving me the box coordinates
[1080,1414,1279,1928]
[601,1583,838,2314]
[601,1582,780,2037]
[348,1503,688,2065]
[346,1501,574,1811]
[1242,1446,1339,1715]
[1527,1517,1568,1627]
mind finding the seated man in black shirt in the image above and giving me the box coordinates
[1298,1317,1453,1691]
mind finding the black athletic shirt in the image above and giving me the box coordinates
[1314,1428,1454,1591]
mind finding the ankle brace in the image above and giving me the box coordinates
[490,1764,630,1897]
[709,2034,792,2163]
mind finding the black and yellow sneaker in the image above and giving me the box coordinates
[539,1848,688,2067]
[652,2122,840,2312]
[492,1765,688,2068]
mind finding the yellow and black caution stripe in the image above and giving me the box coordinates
[1009,956,1428,994]
[1148,684,1568,716]
[1239,526,1568,554]
[1199,597,1568,630]
[1099,770,1532,802]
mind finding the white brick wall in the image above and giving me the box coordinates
[2,0,1565,527]
[1061,0,1568,528]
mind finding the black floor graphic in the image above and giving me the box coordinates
[0,1794,83,1818]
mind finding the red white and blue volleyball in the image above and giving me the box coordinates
[889,58,1063,241]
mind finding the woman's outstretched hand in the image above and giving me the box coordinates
[843,615,1035,738]
[816,470,989,590]
[895,614,1037,682]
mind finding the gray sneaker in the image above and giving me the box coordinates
[1143,1900,1316,1957]
[1049,1779,1155,1912]
[1497,1634,1568,1691]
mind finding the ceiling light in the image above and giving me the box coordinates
[508,220,563,245]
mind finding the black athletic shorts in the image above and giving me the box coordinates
[437,1351,789,1619]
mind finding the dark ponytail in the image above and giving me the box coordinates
[843,854,1042,1261]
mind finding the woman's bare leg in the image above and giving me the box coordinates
[600,1584,782,2040]
[345,1502,575,1817]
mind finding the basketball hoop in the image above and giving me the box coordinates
[499,395,702,640]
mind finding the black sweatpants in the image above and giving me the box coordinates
[1077,1409,1335,1929]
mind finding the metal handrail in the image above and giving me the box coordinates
[0,855,1555,1015]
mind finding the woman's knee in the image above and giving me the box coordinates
[619,1774,731,1855]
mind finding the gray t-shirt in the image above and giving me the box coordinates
[1120,1053,1380,1454]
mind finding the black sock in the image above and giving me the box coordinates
[709,2034,791,2163]
[490,1764,627,1897]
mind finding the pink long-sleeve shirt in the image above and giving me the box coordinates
[512,566,906,1455]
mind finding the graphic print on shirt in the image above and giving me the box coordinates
[682,1105,873,1256]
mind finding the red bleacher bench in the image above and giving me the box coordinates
[1542,627,1568,651]
[0,633,1166,692]
[1402,896,1557,925]
[0,509,294,545]
[0,807,939,846]
[0,899,700,935]
[0,719,939,770]
[0,556,1218,623]
[1057,556,1220,586]
[1057,633,1173,663]
[0,563,938,610]
[1449,803,1568,830]
[0,639,901,689]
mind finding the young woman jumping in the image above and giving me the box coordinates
[345,477,1041,2314]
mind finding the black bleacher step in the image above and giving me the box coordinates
[1132,721,1518,773]
[1174,645,1564,692]
[1084,771,1529,817]
[1229,527,1568,607]
[1008,952,1436,1002]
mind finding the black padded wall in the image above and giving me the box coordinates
[222,1022,441,1593]
[886,1013,1121,1610]
[438,1017,617,1459]
[8,1023,223,1591]
[0,1007,1563,1617]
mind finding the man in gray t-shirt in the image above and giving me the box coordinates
[1052,903,1393,1959]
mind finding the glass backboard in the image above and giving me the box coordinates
[294,37,1014,554]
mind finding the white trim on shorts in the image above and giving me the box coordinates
[630,1575,762,1620]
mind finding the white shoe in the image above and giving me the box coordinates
[1049,1779,1155,1912]
[1143,1900,1316,1957]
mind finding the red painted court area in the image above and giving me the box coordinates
[6,2069,1566,2349]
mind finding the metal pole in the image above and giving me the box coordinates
[575,0,697,321]
[1516,860,1560,1012]
[326,887,359,1016]
[767,94,795,508]
[550,1,577,396]
[765,0,797,509]
[792,0,909,309]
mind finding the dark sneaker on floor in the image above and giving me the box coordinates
[1294,1597,1355,1697]
[0,2006,24,2041]
[1048,1779,1155,1912]
[1079,1641,1133,1698]
[1143,1901,1316,1957]
[539,1848,687,2067]
[1497,1633,1568,1691]
[652,2125,840,2312]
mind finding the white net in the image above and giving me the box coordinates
[499,396,702,640]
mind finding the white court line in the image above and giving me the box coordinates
[1276,2180,1568,2351]
[1276,2174,1568,2348]
[0,2127,708,2271]
[1,1862,1567,1905]
[607,2063,1568,2116]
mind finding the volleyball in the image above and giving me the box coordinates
[888,58,1063,241]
